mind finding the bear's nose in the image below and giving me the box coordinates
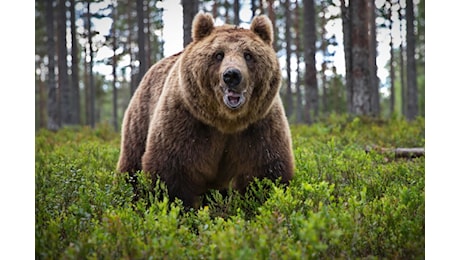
[223,68,242,89]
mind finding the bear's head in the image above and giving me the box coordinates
[179,13,281,134]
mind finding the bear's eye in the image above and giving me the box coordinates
[244,52,253,62]
[214,51,224,62]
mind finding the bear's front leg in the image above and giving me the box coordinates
[227,106,295,193]
[141,106,228,209]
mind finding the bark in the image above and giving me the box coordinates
[388,1,395,114]
[39,75,47,129]
[321,62,328,115]
[212,1,218,18]
[234,0,240,25]
[87,0,95,127]
[399,2,406,117]
[127,0,136,95]
[136,0,147,84]
[365,146,425,159]
[318,4,328,115]
[46,0,59,131]
[58,0,71,125]
[303,0,319,124]
[350,0,372,115]
[112,3,118,131]
[70,0,80,124]
[294,0,303,123]
[251,0,257,18]
[340,0,353,113]
[284,0,293,118]
[405,0,418,120]
[181,0,199,47]
[145,1,151,68]
[266,0,277,50]
[368,0,380,116]
[224,0,230,23]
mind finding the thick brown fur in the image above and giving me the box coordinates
[117,13,295,208]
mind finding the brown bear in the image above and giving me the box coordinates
[117,13,295,209]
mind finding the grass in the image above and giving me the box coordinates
[35,115,425,259]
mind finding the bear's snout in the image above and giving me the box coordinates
[223,68,242,89]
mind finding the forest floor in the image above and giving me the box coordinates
[35,115,425,259]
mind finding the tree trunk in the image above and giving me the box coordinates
[38,75,47,129]
[145,1,151,69]
[84,44,89,125]
[318,4,328,116]
[46,0,59,131]
[399,2,407,117]
[294,0,303,124]
[70,0,80,124]
[251,0,257,18]
[284,0,293,118]
[136,0,147,85]
[127,0,136,96]
[405,0,418,120]
[233,0,240,25]
[58,0,71,125]
[388,1,395,115]
[365,146,425,159]
[181,0,199,47]
[321,62,328,115]
[368,0,380,117]
[87,0,95,127]
[266,0,277,50]
[224,0,230,23]
[350,0,372,115]
[303,0,319,124]
[340,0,353,114]
[112,3,118,131]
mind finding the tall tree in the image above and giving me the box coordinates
[181,0,199,47]
[284,0,293,118]
[145,0,152,68]
[303,0,319,124]
[70,0,80,124]
[46,0,59,130]
[35,1,48,129]
[294,0,304,123]
[399,0,407,117]
[112,2,119,131]
[136,0,147,85]
[126,0,137,96]
[386,0,396,114]
[233,0,240,25]
[340,0,353,113]
[405,0,418,120]
[86,0,96,127]
[368,0,380,116]
[317,2,329,116]
[349,0,372,115]
[251,0,258,18]
[266,0,277,50]
[58,0,71,125]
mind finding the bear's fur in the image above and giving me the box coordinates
[117,13,295,208]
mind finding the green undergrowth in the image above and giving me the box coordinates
[36,116,425,259]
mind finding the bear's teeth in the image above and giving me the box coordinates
[229,96,240,105]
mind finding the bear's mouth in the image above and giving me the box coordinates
[223,88,246,109]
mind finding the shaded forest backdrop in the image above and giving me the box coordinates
[34,0,425,131]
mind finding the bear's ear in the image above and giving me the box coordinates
[192,13,215,42]
[250,15,273,45]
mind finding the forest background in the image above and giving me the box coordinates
[0,0,458,258]
[34,0,425,129]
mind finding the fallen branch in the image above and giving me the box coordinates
[365,146,425,159]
